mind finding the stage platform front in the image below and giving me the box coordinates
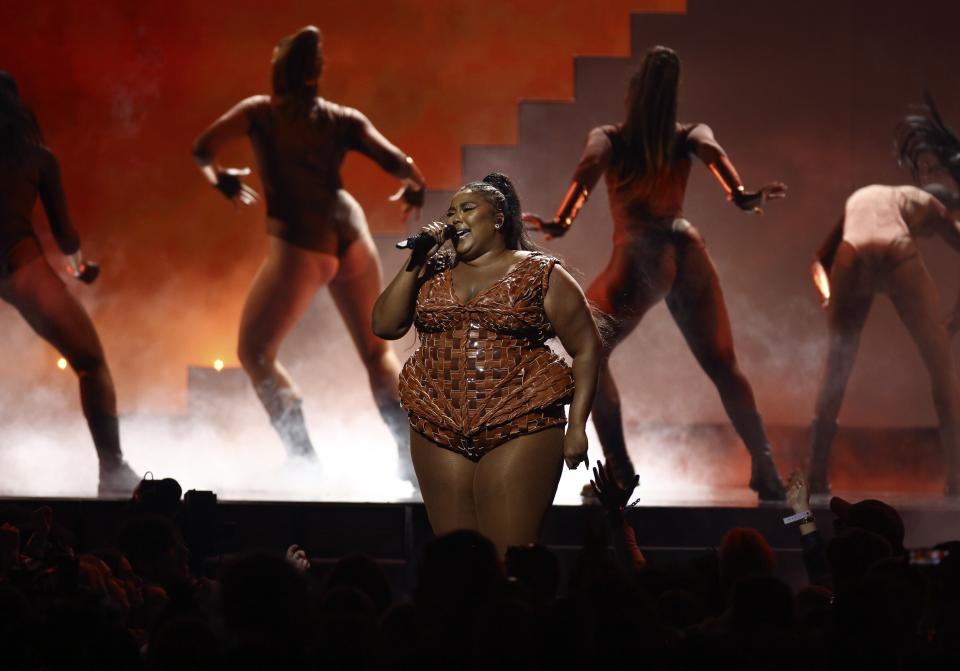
[3,492,958,595]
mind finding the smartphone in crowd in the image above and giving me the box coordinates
[907,548,950,566]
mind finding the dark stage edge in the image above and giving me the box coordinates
[2,496,958,596]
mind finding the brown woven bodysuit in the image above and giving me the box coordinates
[399,252,575,460]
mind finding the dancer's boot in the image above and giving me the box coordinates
[807,416,838,496]
[731,410,787,501]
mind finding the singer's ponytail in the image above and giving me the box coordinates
[462,172,541,252]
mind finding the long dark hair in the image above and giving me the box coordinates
[896,91,960,186]
[617,45,681,184]
[271,26,324,108]
[461,172,540,252]
[0,71,42,165]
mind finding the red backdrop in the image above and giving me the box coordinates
[0,1,684,411]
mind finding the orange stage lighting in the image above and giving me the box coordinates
[811,260,831,307]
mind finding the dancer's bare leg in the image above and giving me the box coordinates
[238,236,338,458]
[328,228,412,481]
[0,256,139,494]
[665,230,784,499]
[586,238,675,485]
[666,234,756,420]
[807,243,874,493]
[813,244,874,425]
[886,250,960,493]
[410,430,479,533]
[474,427,565,555]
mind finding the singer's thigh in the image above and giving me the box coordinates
[411,430,479,534]
[474,427,565,553]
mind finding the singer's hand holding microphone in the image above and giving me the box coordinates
[396,222,465,258]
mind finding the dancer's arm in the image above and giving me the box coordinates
[192,97,261,206]
[522,126,613,239]
[37,148,80,255]
[345,109,426,222]
[689,124,787,214]
[544,264,601,470]
[38,147,101,283]
[372,221,446,339]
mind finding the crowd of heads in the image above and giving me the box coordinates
[1,477,959,670]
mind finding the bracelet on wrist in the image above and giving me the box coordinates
[783,510,815,526]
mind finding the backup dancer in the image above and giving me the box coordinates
[808,95,960,496]
[0,71,139,496]
[193,27,425,481]
[524,46,789,500]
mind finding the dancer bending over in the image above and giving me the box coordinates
[808,95,960,496]
[524,46,788,500]
[0,71,139,496]
[192,26,425,481]
[373,173,601,553]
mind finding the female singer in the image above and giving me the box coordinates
[373,173,601,551]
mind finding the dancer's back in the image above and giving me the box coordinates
[843,184,947,252]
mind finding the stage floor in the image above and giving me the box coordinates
[1,410,955,501]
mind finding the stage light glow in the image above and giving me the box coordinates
[56,358,68,370]
[213,359,224,372]
[811,260,830,306]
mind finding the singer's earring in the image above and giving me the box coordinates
[494,223,502,230]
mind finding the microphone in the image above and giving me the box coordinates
[395,224,464,249]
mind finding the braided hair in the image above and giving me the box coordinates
[896,91,960,186]
[461,172,540,252]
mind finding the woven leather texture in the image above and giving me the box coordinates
[399,253,575,460]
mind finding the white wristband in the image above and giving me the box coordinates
[783,510,814,526]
